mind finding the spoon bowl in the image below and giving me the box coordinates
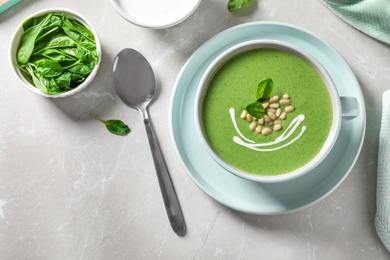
[113,49,155,109]
[113,48,186,236]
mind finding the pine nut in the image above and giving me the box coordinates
[280,99,290,105]
[262,128,272,135]
[280,112,287,120]
[273,124,282,132]
[258,118,265,125]
[275,108,282,118]
[285,106,295,113]
[242,93,294,136]
[269,95,279,103]
[267,111,276,120]
[250,122,256,131]
[240,109,248,119]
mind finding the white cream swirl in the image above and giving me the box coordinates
[229,108,306,152]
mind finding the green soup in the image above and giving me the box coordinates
[202,48,333,176]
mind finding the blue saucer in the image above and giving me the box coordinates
[169,22,366,215]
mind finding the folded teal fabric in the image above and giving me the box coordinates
[375,90,390,253]
[320,0,390,45]
[0,0,21,13]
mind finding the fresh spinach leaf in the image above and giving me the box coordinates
[24,64,48,93]
[67,61,94,75]
[35,26,60,44]
[76,42,97,62]
[17,13,53,64]
[45,34,76,49]
[47,78,61,94]
[90,113,131,136]
[38,49,76,63]
[71,73,85,83]
[33,35,76,57]
[54,71,72,90]
[62,16,95,43]
[33,59,63,77]
[22,16,42,30]
[34,15,63,44]
[228,0,253,12]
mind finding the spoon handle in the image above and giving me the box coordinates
[141,108,186,236]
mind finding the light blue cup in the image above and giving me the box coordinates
[194,40,359,183]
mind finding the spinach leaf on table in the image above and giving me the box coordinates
[90,113,131,136]
[228,0,253,12]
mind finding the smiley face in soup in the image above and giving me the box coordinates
[201,48,333,176]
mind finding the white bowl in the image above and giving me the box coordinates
[194,40,359,183]
[109,0,202,29]
[9,8,102,98]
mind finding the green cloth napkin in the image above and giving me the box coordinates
[320,0,390,45]
[320,0,390,251]
[375,90,390,253]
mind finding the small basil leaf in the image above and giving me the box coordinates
[246,102,265,118]
[228,0,252,12]
[256,77,274,102]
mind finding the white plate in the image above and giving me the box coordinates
[169,22,366,215]
[109,0,202,29]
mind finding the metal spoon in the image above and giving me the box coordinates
[113,48,186,236]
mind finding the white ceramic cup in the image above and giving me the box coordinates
[194,40,359,183]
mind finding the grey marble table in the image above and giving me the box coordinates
[1,0,389,259]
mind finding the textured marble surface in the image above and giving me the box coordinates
[1,0,390,259]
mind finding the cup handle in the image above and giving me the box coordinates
[341,96,359,119]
